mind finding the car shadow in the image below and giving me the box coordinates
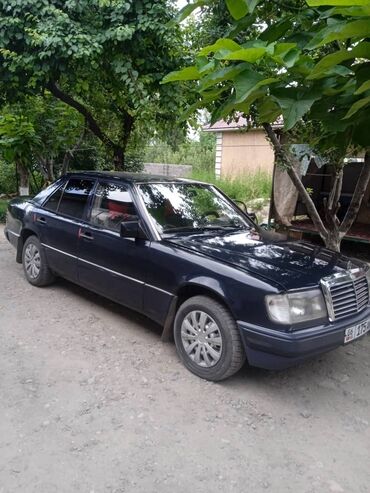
[51,277,368,406]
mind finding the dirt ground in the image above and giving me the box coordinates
[0,225,369,493]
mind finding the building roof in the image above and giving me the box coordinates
[204,116,283,133]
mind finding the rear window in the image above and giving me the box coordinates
[58,178,94,219]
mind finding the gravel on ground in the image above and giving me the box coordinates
[0,225,369,493]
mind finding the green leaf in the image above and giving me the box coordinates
[272,43,300,67]
[234,70,277,103]
[210,95,237,124]
[307,42,370,79]
[222,47,266,62]
[317,20,370,48]
[260,19,292,42]
[226,0,260,19]
[246,0,260,13]
[307,0,370,5]
[199,38,241,57]
[162,66,200,83]
[355,80,370,94]
[272,89,320,130]
[175,0,212,22]
[343,95,370,119]
[226,0,248,20]
[330,6,370,16]
[199,63,248,90]
[257,98,282,123]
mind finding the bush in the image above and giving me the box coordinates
[0,160,17,195]
[0,199,8,223]
[191,169,272,203]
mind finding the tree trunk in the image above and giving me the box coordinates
[325,232,341,253]
[17,162,29,196]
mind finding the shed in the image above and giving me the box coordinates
[204,117,281,178]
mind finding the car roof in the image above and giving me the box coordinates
[67,170,200,185]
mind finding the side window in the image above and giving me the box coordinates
[43,187,63,212]
[90,182,138,232]
[58,178,94,219]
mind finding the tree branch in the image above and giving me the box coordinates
[61,124,87,175]
[263,123,328,241]
[339,151,370,236]
[46,81,120,154]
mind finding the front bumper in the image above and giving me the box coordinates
[238,307,370,370]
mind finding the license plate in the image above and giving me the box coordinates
[344,320,369,344]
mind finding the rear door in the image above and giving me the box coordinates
[37,177,95,281]
[76,180,149,311]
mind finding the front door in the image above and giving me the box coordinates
[77,180,148,311]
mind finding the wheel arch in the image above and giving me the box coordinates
[161,280,235,342]
[16,228,38,263]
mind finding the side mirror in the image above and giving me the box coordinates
[120,221,147,240]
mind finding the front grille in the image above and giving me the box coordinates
[321,269,369,322]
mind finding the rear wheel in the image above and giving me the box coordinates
[22,236,55,287]
[174,295,246,381]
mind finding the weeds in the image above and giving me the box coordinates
[191,169,272,203]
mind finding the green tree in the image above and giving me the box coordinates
[0,114,41,195]
[165,0,370,251]
[0,0,188,169]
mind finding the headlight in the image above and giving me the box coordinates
[266,289,328,325]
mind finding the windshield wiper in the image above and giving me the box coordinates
[163,225,248,235]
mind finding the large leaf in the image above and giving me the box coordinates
[318,20,370,47]
[272,43,300,67]
[162,66,200,83]
[272,89,321,130]
[343,95,370,119]
[257,98,282,123]
[307,0,370,5]
[226,0,248,20]
[199,63,248,90]
[329,6,370,16]
[307,42,370,79]
[199,38,241,57]
[176,0,212,22]
[234,70,277,103]
[222,47,266,62]
[246,0,260,13]
[226,0,260,19]
[260,19,292,43]
[307,20,370,49]
[355,80,370,94]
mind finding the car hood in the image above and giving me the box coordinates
[167,230,363,290]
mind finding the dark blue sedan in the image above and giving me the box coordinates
[4,172,370,380]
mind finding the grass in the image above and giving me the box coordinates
[0,199,8,223]
[191,170,272,203]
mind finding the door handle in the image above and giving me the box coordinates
[37,217,46,224]
[79,229,94,241]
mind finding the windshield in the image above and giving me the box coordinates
[138,182,251,235]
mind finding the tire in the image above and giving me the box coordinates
[174,295,246,381]
[22,235,55,287]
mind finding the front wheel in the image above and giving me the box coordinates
[22,236,55,287]
[174,295,246,381]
